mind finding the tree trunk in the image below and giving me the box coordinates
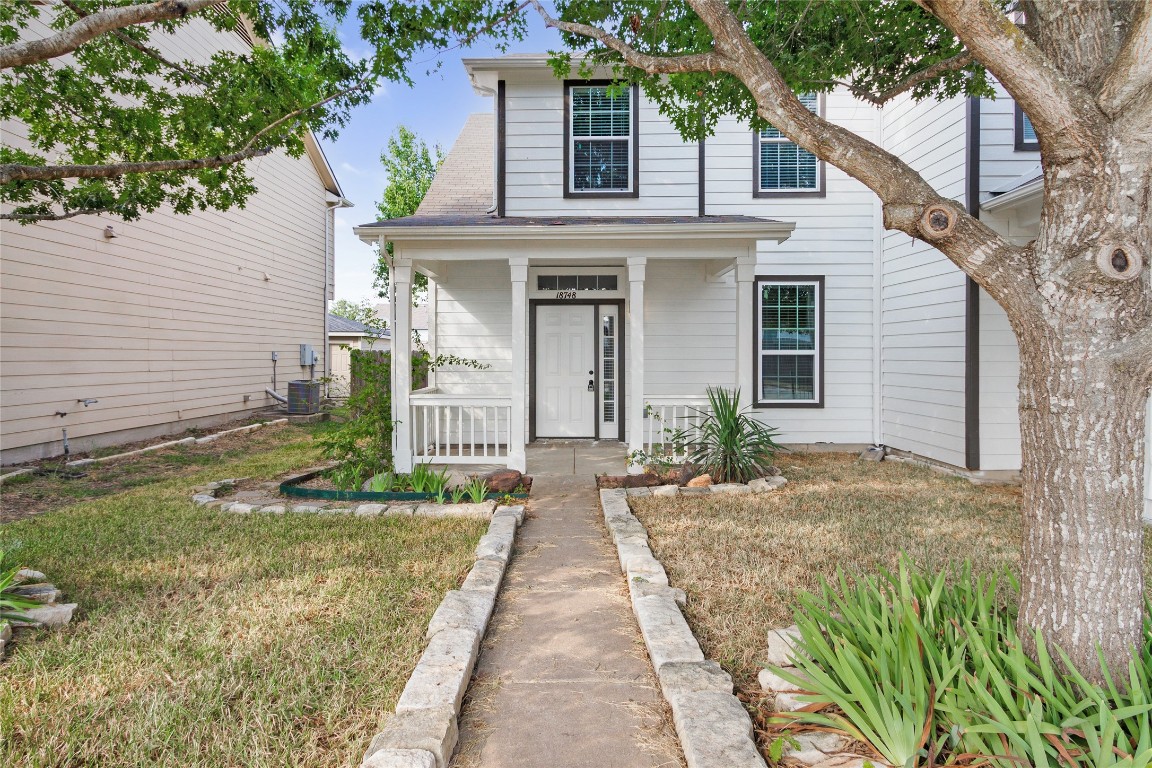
[1016,307,1148,679]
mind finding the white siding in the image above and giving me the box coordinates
[978,290,1021,470]
[1,16,332,461]
[503,72,698,215]
[700,92,879,445]
[979,83,1041,202]
[432,262,514,395]
[974,83,1040,471]
[879,94,970,467]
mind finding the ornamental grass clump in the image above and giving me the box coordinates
[771,556,1152,768]
[672,386,784,484]
[0,549,39,624]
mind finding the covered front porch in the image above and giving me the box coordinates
[353,215,794,473]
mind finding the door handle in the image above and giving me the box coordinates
[587,379,595,392]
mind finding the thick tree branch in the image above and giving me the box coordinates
[842,51,976,107]
[59,0,211,87]
[533,0,1033,310]
[0,0,219,70]
[1097,0,1152,118]
[0,146,273,184]
[529,1,734,74]
[916,0,1104,157]
[1,207,119,221]
[0,75,371,185]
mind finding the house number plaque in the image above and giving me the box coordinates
[555,290,578,300]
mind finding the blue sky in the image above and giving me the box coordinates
[321,10,565,305]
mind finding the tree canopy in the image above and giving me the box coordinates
[373,125,444,298]
[0,0,525,222]
[330,298,385,333]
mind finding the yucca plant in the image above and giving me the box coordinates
[670,386,784,483]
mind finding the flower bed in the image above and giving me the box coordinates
[277,467,530,503]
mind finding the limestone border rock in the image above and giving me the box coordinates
[359,505,524,768]
[191,480,500,519]
[599,488,767,768]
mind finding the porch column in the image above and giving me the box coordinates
[393,256,414,472]
[736,250,757,407]
[627,256,647,473]
[508,257,528,473]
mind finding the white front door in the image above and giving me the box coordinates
[536,305,596,438]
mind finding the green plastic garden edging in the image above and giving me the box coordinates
[278,469,529,503]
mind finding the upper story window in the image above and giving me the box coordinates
[1014,104,1039,151]
[564,81,639,198]
[754,93,824,197]
[754,277,824,408]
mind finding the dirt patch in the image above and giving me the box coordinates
[0,421,323,523]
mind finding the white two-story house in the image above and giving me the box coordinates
[354,55,1151,513]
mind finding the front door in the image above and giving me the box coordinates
[535,305,596,438]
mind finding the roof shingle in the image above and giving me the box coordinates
[414,113,493,217]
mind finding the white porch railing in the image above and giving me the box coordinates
[643,395,711,459]
[410,388,512,463]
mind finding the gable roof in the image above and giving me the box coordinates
[414,113,494,217]
[327,313,386,335]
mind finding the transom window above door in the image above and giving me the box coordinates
[536,274,618,292]
[564,82,639,198]
[528,267,626,300]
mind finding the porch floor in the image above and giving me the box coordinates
[451,441,682,767]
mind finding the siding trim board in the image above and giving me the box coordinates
[698,137,706,216]
[497,80,507,217]
[562,80,641,199]
[965,96,982,470]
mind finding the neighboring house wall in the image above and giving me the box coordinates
[1,16,333,463]
[878,94,970,468]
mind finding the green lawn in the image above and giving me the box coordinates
[1,426,486,768]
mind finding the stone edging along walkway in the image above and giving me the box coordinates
[599,487,767,768]
[359,504,524,768]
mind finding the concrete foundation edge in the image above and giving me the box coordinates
[599,488,768,768]
[359,505,525,768]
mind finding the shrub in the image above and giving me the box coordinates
[1,548,39,624]
[771,557,1152,768]
[671,386,784,483]
[320,349,488,483]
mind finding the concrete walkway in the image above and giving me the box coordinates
[452,442,683,768]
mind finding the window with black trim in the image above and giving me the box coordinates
[564,81,638,197]
[754,94,824,196]
[755,277,823,407]
[1014,103,1039,151]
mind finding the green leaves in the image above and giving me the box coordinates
[373,125,445,297]
[551,0,994,142]
[671,386,784,483]
[772,558,1152,768]
[0,547,40,624]
[2,1,522,221]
